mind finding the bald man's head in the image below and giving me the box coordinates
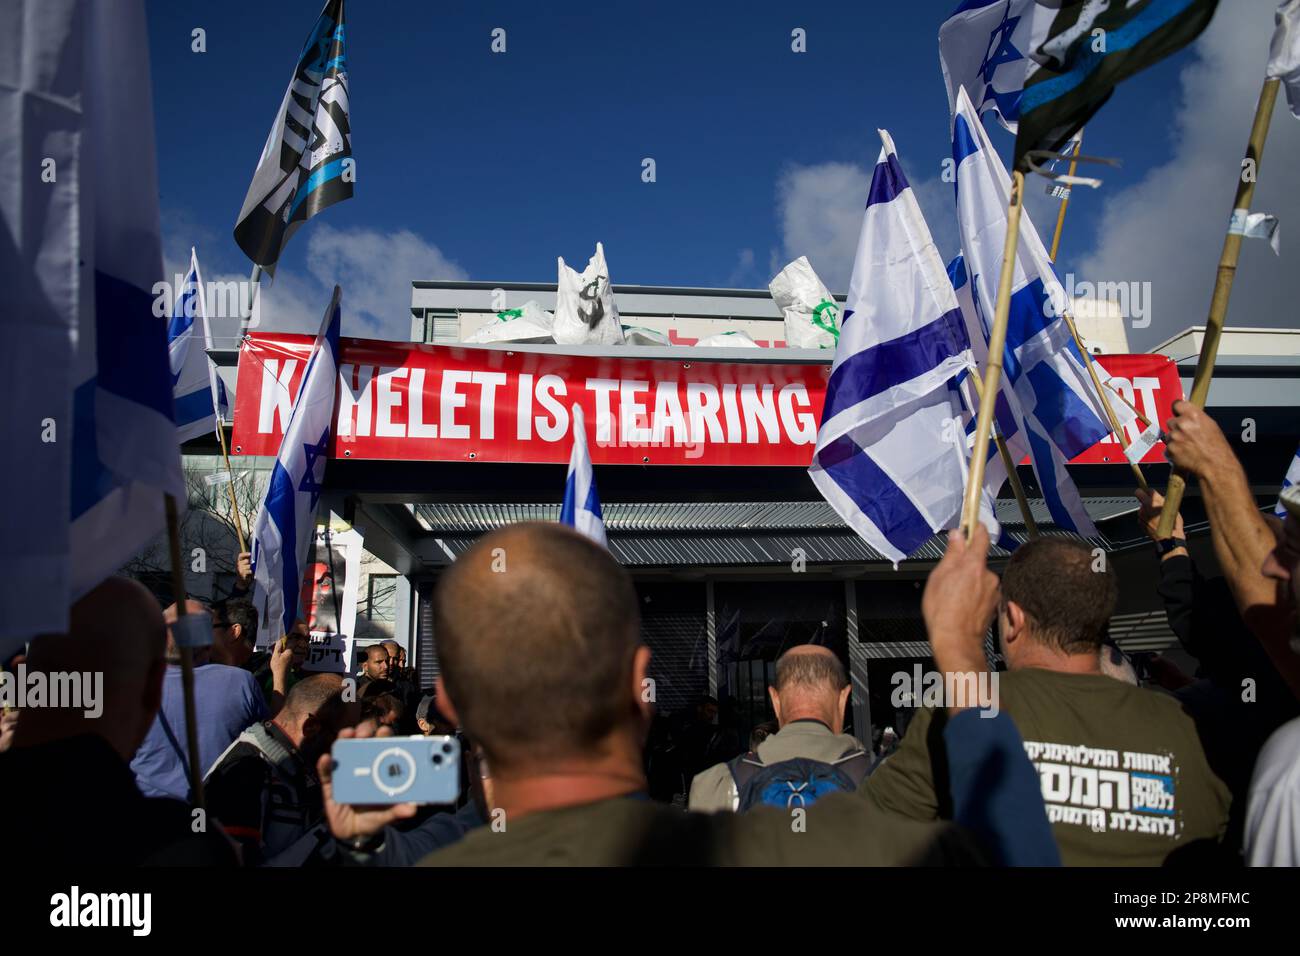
[434,523,643,770]
[769,645,851,733]
[19,578,168,760]
[278,673,357,763]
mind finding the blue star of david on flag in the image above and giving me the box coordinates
[299,428,330,511]
[250,287,343,642]
[940,0,1039,134]
[979,4,1021,83]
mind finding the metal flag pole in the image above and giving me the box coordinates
[1042,128,1149,490]
[1156,76,1282,537]
[164,493,205,809]
[238,264,263,340]
[962,170,1027,536]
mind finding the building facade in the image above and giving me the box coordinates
[184,282,1300,755]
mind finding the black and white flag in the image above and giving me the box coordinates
[234,0,352,273]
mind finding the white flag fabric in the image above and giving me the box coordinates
[951,86,1110,538]
[810,130,986,565]
[1269,0,1300,120]
[554,242,625,346]
[1277,442,1300,517]
[560,405,608,547]
[1,0,185,652]
[250,288,342,643]
[168,248,219,443]
[939,0,1045,133]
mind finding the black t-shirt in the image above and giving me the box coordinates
[0,734,236,866]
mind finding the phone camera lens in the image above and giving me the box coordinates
[442,743,454,754]
[432,754,443,765]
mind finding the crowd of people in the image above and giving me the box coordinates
[1,398,1298,867]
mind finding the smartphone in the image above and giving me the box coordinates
[330,735,461,805]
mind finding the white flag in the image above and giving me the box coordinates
[250,289,342,644]
[560,405,608,547]
[1269,0,1300,120]
[1,0,184,652]
[168,248,220,443]
[810,131,984,565]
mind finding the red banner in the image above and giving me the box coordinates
[231,334,1182,467]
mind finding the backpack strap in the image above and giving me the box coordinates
[726,751,765,800]
[829,750,875,787]
[156,709,193,803]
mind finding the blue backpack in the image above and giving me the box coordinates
[727,750,873,811]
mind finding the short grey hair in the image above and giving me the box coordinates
[773,649,848,693]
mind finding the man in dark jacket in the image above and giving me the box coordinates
[0,578,236,866]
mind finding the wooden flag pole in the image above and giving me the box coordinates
[1041,127,1149,490]
[214,416,246,552]
[1156,76,1281,537]
[1065,312,1150,491]
[962,170,1027,536]
[165,493,206,809]
[966,365,1040,537]
[1048,130,1083,262]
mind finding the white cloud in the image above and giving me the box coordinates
[724,248,758,288]
[305,224,468,341]
[776,162,871,292]
[775,159,961,293]
[1077,5,1300,349]
[158,214,467,345]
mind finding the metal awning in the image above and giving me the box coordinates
[405,497,1169,569]
[411,496,1142,535]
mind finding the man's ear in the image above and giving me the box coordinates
[434,676,460,727]
[767,686,782,725]
[837,683,852,718]
[1003,600,1027,644]
[301,712,321,740]
[229,623,243,646]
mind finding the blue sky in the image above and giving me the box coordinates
[147,0,1298,348]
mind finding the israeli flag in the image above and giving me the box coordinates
[167,248,220,443]
[810,130,991,565]
[939,0,1044,133]
[250,288,342,643]
[1277,442,1300,518]
[1,0,185,650]
[951,86,1110,537]
[560,405,607,547]
[949,254,1029,551]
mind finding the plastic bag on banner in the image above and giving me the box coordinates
[554,242,625,346]
[465,300,555,344]
[695,330,761,348]
[768,256,841,349]
[622,325,669,346]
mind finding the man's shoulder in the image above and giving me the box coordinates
[197,662,261,690]
[735,793,988,865]
[758,722,867,763]
[207,736,269,780]
[687,760,736,813]
[1001,668,1198,724]
[420,798,703,867]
